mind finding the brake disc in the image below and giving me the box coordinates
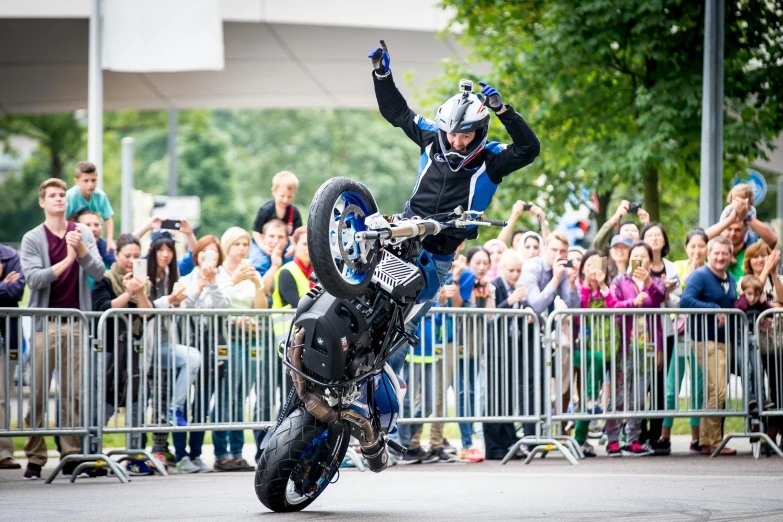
[338,204,367,270]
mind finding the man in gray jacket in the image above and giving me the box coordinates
[19,178,105,480]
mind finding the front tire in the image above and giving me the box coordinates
[254,408,349,512]
[308,177,380,299]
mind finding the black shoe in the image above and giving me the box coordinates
[62,460,87,478]
[24,463,42,480]
[399,447,427,465]
[485,452,509,460]
[429,446,457,463]
[650,438,671,456]
[87,466,109,478]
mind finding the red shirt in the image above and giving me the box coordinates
[294,257,315,289]
[45,222,80,309]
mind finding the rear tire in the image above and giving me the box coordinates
[307,177,380,299]
[254,408,349,512]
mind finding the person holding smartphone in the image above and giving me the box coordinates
[607,241,666,456]
[518,232,580,440]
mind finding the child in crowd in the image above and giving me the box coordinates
[719,183,759,245]
[734,274,773,411]
[251,171,302,258]
[66,161,116,252]
[572,250,617,457]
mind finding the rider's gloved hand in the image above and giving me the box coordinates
[368,39,391,78]
[479,82,503,112]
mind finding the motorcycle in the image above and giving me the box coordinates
[254,177,505,512]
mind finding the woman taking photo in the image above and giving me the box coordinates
[212,227,266,472]
[607,241,666,456]
[172,235,228,473]
[640,222,682,455]
[92,233,155,475]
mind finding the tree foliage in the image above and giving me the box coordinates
[438,0,783,254]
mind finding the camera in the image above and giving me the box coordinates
[563,260,574,269]
[522,203,533,211]
[628,202,642,213]
[459,79,474,93]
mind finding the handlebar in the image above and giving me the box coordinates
[355,213,506,243]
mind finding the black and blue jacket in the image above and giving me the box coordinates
[374,72,541,255]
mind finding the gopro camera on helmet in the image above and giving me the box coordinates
[459,79,473,94]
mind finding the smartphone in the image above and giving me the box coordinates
[522,203,533,211]
[204,250,217,266]
[628,202,642,213]
[630,259,641,272]
[133,259,147,281]
[240,258,252,268]
[667,274,681,287]
[160,219,182,231]
[514,279,525,290]
[173,281,183,293]
[587,256,605,272]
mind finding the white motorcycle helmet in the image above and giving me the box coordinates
[435,79,491,172]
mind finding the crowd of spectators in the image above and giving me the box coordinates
[0,162,782,476]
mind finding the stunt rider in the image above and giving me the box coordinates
[368,39,541,315]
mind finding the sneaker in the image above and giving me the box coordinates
[126,459,155,476]
[650,438,671,456]
[459,447,485,463]
[606,441,622,457]
[419,450,441,464]
[231,458,254,471]
[430,446,457,463]
[689,440,704,454]
[176,456,200,474]
[191,457,212,472]
[399,447,427,465]
[623,441,652,457]
[152,452,169,471]
[439,439,458,455]
[213,458,241,472]
[169,409,188,427]
[24,463,42,480]
[62,460,88,478]
[581,444,596,458]
[599,433,608,446]
[164,451,177,466]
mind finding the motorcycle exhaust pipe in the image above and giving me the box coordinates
[289,328,337,423]
[340,410,388,473]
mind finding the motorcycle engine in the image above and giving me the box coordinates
[293,286,376,381]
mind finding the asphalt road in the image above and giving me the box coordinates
[2,438,782,521]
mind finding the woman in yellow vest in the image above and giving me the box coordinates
[272,227,314,339]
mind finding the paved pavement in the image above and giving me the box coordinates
[1,436,782,521]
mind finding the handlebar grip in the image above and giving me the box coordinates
[484,219,508,227]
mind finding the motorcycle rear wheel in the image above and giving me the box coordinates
[307,177,380,299]
[254,407,349,512]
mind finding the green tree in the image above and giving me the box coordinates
[0,114,84,179]
[439,0,783,253]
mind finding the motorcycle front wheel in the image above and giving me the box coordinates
[307,177,381,299]
[254,407,350,512]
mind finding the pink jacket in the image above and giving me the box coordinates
[609,275,667,353]
[580,285,618,309]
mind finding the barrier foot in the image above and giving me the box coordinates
[344,447,366,472]
[551,434,583,460]
[711,433,783,458]
[44,453,129,484]
[107,449,169,476]
[501,438,578,466]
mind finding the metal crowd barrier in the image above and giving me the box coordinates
[400,307,578,465]
[92,308,293,473]
[0,308,127,482]
[753,308,783,457]
[548,308,766,458]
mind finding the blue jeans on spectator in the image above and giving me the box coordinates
[159,341,201,412]
[173,367,211,462]
[211,341,248,461]
[394,252,454,448]
[457,357,481,448]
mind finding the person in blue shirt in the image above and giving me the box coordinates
[680,235,737,456]
[66,161,116,252]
